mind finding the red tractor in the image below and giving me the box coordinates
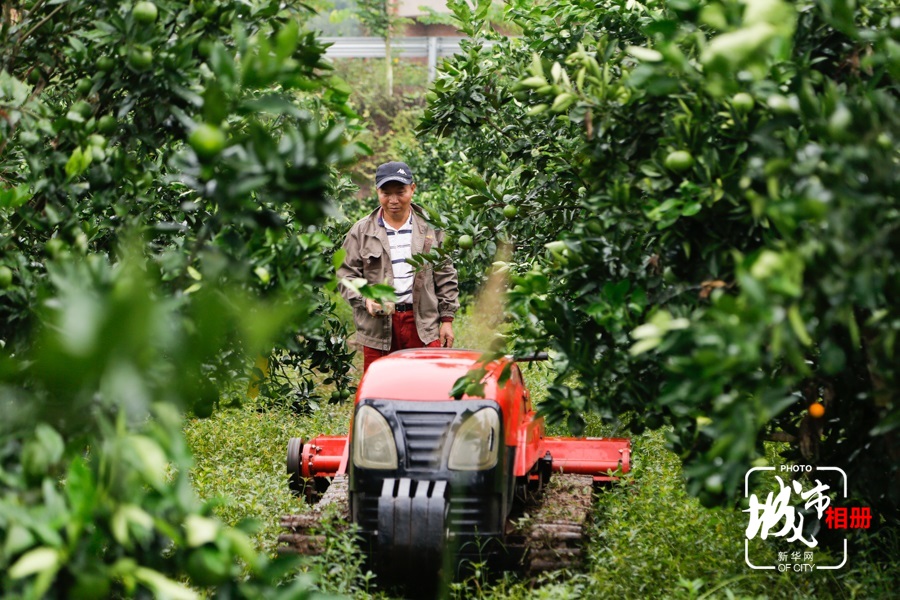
[280,348,630,583]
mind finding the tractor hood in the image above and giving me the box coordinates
[357,348,493,402]
[355,348,536,450]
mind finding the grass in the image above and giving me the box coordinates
[184,310,898,599]
[183,401,349,550]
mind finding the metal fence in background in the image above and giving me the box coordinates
[320,37,484,81]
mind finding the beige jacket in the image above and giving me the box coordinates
[337,204,459,350]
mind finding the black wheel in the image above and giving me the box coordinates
[306,475,329,504]
[287,437,304,496]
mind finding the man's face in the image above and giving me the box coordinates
[377,181,415,220]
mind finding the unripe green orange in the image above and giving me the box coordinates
[767,94,795,115]
[827,104,852,140]
[97,114,117,134]
[71,100,93,120]
[97,56,116,72]
[704,474,724,494]
[664,150,694,173]
[45,238,65,257]
[189,124,226,159]
[127,46,154,71]
[0,266,13,289]
[75,77,93,96]
[133,1,159,24]
[88,134,107,150]
[731,92,755,114]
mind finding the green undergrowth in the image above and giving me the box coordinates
[185,312,897,599]
[184,400,351,552]
[441,426,897,600]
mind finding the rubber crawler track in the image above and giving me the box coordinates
[505,474,594,573]
[277,473,594,575]
[278,475,350,555]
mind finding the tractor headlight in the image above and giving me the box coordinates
[448,408,500,471]
[352,405,398,470]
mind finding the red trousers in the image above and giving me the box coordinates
[363,310,440,372]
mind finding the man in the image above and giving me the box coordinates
[337,161,459,372]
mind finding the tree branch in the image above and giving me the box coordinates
[9,2,64,67]
[763,432,797,443]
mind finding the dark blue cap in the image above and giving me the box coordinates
[375,161,414,188]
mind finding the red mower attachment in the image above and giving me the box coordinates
[286,435,347,501]
[542,436,631,482]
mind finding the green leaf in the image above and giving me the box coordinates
[332,248,347,272]
[870,410,900,436]
[202,83,229,125]
[0,184,32,208]
[9,547,60,579]
[111,505,154,547]
[626,46,664,62]
[518,76,548,89]
[603,280,631,305]
[209,43,238,90]
[629,337,661,356]
[111,507,129,546]
[223,528,258,566]
[34,424,64,464]
[254,266,271,284]
[787,304,812,346]
[128,435,168,490]
[329,76,353,96]
[474,0,491,20]
[4,525,36,557]
[242,95,305,117]
[134,567,199,600]
[64,146,92,179]
[274,21,300,61]
[551,92,576,112]
[184,515,219,547]
[567,413,585,435]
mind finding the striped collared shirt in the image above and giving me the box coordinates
[380,210,414,303]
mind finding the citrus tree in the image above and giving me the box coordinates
[356,0,410,96]
[420,0,899,519]
[0,0,364,595]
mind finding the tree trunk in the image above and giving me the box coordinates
[385,34,393,97]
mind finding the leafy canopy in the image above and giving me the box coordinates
[418,0,899,516]
[0,0,365,596]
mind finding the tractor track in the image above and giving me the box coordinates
[278,473,595,575]
[278,475,350,555]
[505,474,595,573]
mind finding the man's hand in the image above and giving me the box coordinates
[440,322,454,348]
[365,298,383,316]
[366,299,396,316]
